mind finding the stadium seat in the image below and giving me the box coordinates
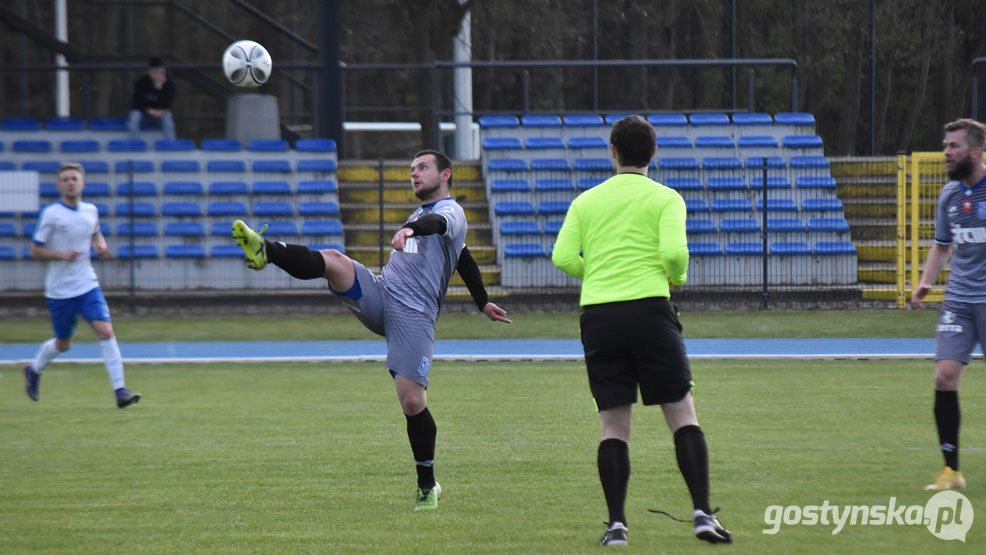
[2,117,41,131]
[0,222,17,236]
[572,158,613,172]
[260,221,299,236]
[814,241,856,254]
[648,113,689,130]
[525,137,566,159]
[478,115,520,129]
[165,244,206,259]
[802,198,843,212]
[748,176,792,190]
[604,114,634,125]
[577,177,604,191]
[568,136,608,158]
[163,181,204,196]
[253,181,292,195]
[107,139,147,152]
[538,201,570,215]
[60,140,100,153]
[737,135,779,158]
[483,137,523,151]
[812,241,857,284]
[88,117,127,131]
[490,179,531,195]
[487,159,527,173]
[694,136,736,156]
[707,177,747,191]
[689,113,731,137]
[13,140,53,153]
[301,220,343,236]
[21,222,36,238]
[782,135,824,148]
[209,182,249,195]
[774,112,816,133]
[22,161,60,173]
[531,158,570,172]
[725,241,764,255]
[0,162,11,171]
[767,218,807,232]
[247,139,289,152]
[298,202,339,216]
[657,136,692,149]
[210,221,233,235]
[665,177,704,193]
[39,183,58,198]
[161,160,200,173]
[543,220,564,234]
[82,182,111,196]
[93,203,109,217]
[252,160,292,172]
[720,218,761,233]
[685,199,710,213]
[504,243,547,257]
[207,160,247,172]
[796,176,837,190]
[161,202,202,217]
[297,180,337,194]
[207,201,248,217]
[80,161,110,174]
[164,222,205,236]
[500,221,541,235]
[732,112,774,135]
[155,139,195,152]
[756,198,799,212]
[689,242,723,255]
[521,114,562,129]
[201,139,241,152]
[494,201,536,216]
[254,202,294,216]
[210,244,244,258]
[533,178,575,202]
[114,160,154,173]
[115,202,156,217]
[806,217,851,233]
[702,157,743,171]
[562,115,605,128]
[659,157,700,172]
[745,157,787,170]
[117,182,157,196]
[711,198,753,213]
[295,138,337,152]
[771,241,811,254]
[297,159,337,172]
[686,219,717,234]
[0,246,16,260]
[117,222,158,236]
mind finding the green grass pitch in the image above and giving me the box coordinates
[1,359,983,553]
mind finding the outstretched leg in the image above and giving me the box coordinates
[232,220,355,290]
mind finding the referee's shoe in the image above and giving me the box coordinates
[694,510,732,544]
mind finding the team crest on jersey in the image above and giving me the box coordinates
[977,202,986,220]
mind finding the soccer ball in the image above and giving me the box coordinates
[222,40,272,88]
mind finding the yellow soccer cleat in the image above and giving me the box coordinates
[924,466,966,491]
[413,482,442,511]
[232,220,268,270]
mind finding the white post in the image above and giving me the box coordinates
[452,5,474,160]
[54,0,70,117]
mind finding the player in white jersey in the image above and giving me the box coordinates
[912,118,986,490]
[232,150,510,510]
[24,163,141,408]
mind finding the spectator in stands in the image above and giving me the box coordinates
[231,150,510,511]
[912,118,986,492]
[551,115,732,546]
[128,57,176,140]
[23,163,141,409]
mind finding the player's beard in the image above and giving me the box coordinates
[947,154,974,181]
[414,181,441,200]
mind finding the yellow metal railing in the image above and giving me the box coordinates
[896,152,950,308]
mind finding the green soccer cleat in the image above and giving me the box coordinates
[413,482,442,511]
[232,220,268,270]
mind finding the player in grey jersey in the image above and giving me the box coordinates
[233,150,510,510]
[912,118,986,491]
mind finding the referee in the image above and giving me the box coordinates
[552,115,731,546]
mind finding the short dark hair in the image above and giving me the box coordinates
[414,149,453,187]
[609,115,656,168]
[148,57,165,68]
[944,118,986,150]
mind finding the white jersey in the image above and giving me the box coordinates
[32,200,101,299]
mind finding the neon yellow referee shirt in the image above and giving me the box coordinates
[551,171,689,307]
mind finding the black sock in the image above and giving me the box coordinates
[674,425,712,514]
[406,407,437,489]
[598,438,630,526]
[934,390,960,471]
[265,240,326,279]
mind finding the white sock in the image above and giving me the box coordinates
[32,338,63,371]
[100,338,126,389]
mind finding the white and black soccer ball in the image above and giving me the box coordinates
[222,40,272,88]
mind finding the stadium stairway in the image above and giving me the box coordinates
[336,160,504,303]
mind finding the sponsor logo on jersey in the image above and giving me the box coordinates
[950,224,986,244]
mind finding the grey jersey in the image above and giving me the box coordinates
[381,197,467,315]
[934,178,986,302]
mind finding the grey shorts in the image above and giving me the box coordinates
[334,260,438,387]
[935,299,986,364]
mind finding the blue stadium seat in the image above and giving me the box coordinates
[93,203,109,217]
[748,176,792,189]
[0,246,16,260]
[806,218,850,232]
[533,179,574,193]
[301,220,344,236]
[210,244,244,258]
[542,220,564,234]
[796,176,837,190]
[298,202,339,216]
[756,198,799,212]
[483,137,523,151]
[1,117,41,131]
[39,183,58,198]
[538,201,570,215]
[724,242,764,255]
[732,113,773,126]
[201,139,241,152]
[161,160,200,172]
[23,161,60,173]
[253,181,292,195]
[80,161,110,174]
[720,219,761,233]
[297,180,337,194]
[210,221,233,235]
[155,139,195,152]
[689,113,730,126]
[707,177,746,191]
[665,177,703,191]
[504,243,546,257]
[767,219,807,232]
[117,222,158,236]
[774,112,816,126]
[89,117,127,131]
[252,160,291,172]
[745,157,787,169]
[802,198,843,211]
[207,160,247,172]
[562,115,605,128]
[254,202,294,216]
[259,221,298,236]
[13,140,53,153]
[500,221,541,235]
[568,136,608,149]
[161,202,202,217]
[686,219,717,233]
[107,139,147,152]
[521,115,562,128]
[526,137,565,150]
[22,222,36,238]
[248,139,289,152]
[659,157,700,171]
[577,178,604,191]
[702,157,743,170]
[99,222,111,236]
[782,135,824,148]
[572,158,612,172]
[115,202,156,217]
[164,222,205,236]
[648,114,688,128]
[490,179,531,193]
[694,136,735,148]
[295,138,337,152]
[814,241,856,255]
[685,199,710,213]
[207,202,248,216]
[657,136,692,148]
[60,140,100,153]
[297,159,337,172]
[711,199,752,212]
[117,182,157,196]
[771,242,812,255]
[0,222,17,236]
[478,115,520,129]
[165,244,206,259]
[114,160,154,173]
[689,242,723,256]
[531,158,570,171]
[737,136,778,148]
[209,182,249,195]
[487,159,527,172]
[163,181,204,196]
[83,182,111,196]
[494,201,536,216]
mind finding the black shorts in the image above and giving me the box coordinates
[580,297,693,410]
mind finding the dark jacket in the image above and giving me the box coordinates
[130,75,176,112]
